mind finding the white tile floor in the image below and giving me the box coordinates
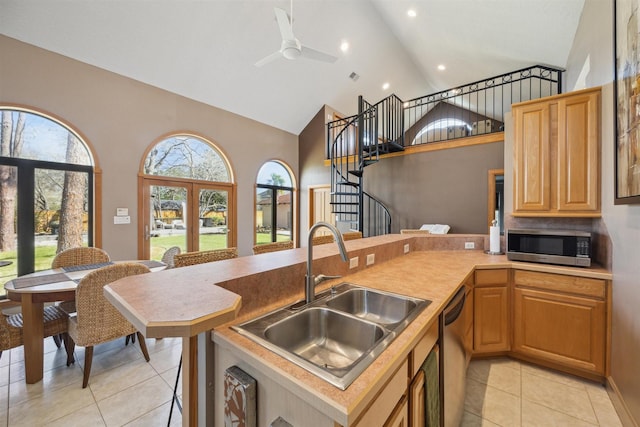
[0,340,625,426]
[0,335,183,426]
[463,358,623,427]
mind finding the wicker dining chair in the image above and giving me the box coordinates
[311,234,335,246]
[173,248,238,268]
[342,231,363,241]
[400,229,432,234]
[0,299,69,360]
[252,240,294,255]
[160,246,182,269]
[52,247,112,316]
[51,247,111,269]
[65,262,152,388]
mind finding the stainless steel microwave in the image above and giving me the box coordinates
[506,229,591,267]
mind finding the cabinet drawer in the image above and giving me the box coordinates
[411,320,438,377]
[514,270,605,299]
[355,359,409,427]
[475,269,508,286]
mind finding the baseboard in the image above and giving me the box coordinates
[607,376,639,427]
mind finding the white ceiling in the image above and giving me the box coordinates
[1,0,585,135]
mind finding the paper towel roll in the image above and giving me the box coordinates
[489,226,500,253]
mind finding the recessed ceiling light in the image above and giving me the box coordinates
[407,9,417,18]
[437,64,446,71]
[382,82,390,90]
[340,41,350,53]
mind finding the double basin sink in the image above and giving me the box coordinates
[232,283,430,389]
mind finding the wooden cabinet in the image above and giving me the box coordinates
[513,87,600,216]
[409,370,425,427]
[473,269,510,353]
[385,396,409,427]
[512,270,608,376]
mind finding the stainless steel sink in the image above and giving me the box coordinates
[265,307,387,371]
[326,288,418,327]
[232,283,430,389]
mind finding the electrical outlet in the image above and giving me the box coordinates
[366,253,375,266]
[349,257,359,269]
[464,242,475,249]
[404,243,410,254]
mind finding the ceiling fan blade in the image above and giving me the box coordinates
[300,45,338,63]
[255,51,282,67]
[274,8,295,41]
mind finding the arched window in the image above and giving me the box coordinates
[411,118,471,145]
[0,107,95,292]
[140,134,235,260]
[255,161,295,245]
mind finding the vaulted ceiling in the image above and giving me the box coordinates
[1,0,585,135]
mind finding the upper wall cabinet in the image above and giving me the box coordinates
[513,87,601,217]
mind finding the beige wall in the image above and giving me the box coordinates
[566,0,640,424]
[0,35,298,257]
[365,142,505,234]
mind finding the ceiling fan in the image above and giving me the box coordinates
[255,2,338,67]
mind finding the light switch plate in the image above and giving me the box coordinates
[366,253,375,266]
[349,257,359,269]
[404,244,410,254]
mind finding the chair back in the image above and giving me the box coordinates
[342,231,363,241]
[52,247,110,269]
[400,229,432,234]
[72,263,150,346]
[311,234,334,246]
[174,248,238,268]
[161,246,182,269]
[252,240,293,255]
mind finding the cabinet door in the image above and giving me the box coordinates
[474,286,509,353]
[513,101,551,212]
[557,91,600,212]
[385,396,409,427]
[409,370,425,427]
[513,287,606,375]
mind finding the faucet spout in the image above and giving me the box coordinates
[306,222,349,304]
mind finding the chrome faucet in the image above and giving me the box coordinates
[305,222,349,304]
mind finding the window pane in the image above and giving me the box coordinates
[0,110,92,165]
[144,136,230,182]
[199,189,229,250]
[0,165,17,295]
[276,189,292,242]
[149,185,188,261]
[256,161,292,187]
[256,188,273,243]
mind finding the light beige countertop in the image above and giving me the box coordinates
[104,234,612,426]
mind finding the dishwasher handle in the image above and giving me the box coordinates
[444,287,466,326]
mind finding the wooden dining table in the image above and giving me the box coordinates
[3,260,166,384]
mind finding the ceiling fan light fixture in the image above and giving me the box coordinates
[282,47,301,60]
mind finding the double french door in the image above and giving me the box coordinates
[140,177,235,260]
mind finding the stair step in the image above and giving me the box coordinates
[330,202,359,205]
[348,170,363,177]
[337,181,359,187]
[333,211,359,215]
[331,191,358,196]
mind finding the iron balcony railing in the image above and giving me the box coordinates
[327,64,563,157]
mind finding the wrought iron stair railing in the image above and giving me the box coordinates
[327,64,564,237]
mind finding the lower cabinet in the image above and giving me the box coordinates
[512,270,608,376]
[385,396,409,427]
[473,269,510,353]
[409,370,425,426]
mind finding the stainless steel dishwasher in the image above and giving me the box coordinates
[443,287,469,427]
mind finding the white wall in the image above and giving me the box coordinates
[566,0,640,422]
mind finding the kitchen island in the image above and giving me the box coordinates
[105,234,612,426]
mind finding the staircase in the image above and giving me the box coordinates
[327,65,563,237]
[328,94,404,237]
